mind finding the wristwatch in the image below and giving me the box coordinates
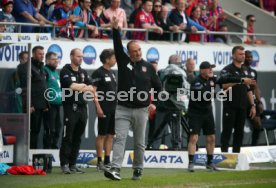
[250,104,256,107]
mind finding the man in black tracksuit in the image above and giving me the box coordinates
[104,17,162,181]
[187,61,246,172]
[91,49,117,171]
[17,46,48,149]
[242,50,263,146]
[59,48,95,174]
[187,61,218,172]
[220,46,256,153]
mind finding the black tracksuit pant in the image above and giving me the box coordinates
[221,107,247,153]
[43,104,62,149]
[30,109,44,149]
[59,104,87,166]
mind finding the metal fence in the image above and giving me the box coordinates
[1,21,276,45]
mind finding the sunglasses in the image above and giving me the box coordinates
[249,19,256,22]
[154,5,162,8]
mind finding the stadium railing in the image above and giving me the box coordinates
[0,21,276,45]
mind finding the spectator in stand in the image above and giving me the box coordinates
[132,0,163,41]
[104,0,128,39]
[207,0,226,41]
[189,5,208,42]
[260,0,276,16]
[55,0,78,8]
[128,0,142,28]
[12,0,55,33]
[51,0,81,40]
[39,0,58,20]
[101,0,111,8]
[185,0,198,16]
[0,19,6,32]
[31,0,43,13]
[151,0,178,40]
[234,12,241,18]
[91,1,110,39]
[199,4,216,40]
[245,15,266,44]
[198,0,210,8]
[121,0,133,19]
[169,0,201,42]
[73,0,99,38]
[164,0,176,12]
[214,24,228,43]
[0,0,16,33]
[50,0,80,40]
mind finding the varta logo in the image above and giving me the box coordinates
[77,152,97,163]
[39,36,49,40]
[18,35,31,41]
[0,150,10,158]
[1,35,12,41]
[144,155,183,164]
[21,36,31,40]
[127,153,184,164]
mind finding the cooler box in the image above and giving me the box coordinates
[32,154,53,173]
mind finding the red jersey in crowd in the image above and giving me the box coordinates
[132,9,155,40]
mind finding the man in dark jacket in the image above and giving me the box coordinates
[220,46,256,153]
[104,16,162,181]
[30,46,49,149]
[59,48,95,174]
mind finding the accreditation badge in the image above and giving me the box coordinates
[251,71,255,78]
[210,80,215,87]
[142,66,147,72]
[81,73,85,82]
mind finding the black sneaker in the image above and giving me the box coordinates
[61,164,71,174]
[70,165,85,174]
[132,168,143,180]
[206,163,219,171]
[104,167,121,180]
[188,163,195,172]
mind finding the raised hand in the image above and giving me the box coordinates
[111,16,119,29]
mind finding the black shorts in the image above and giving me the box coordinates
[188,112,215,135]
[98,111,115,135]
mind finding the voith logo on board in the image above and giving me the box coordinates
[83,45,97,65]
[251,50,260,67]
[146,47,159,63]
[47,44,63,62]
